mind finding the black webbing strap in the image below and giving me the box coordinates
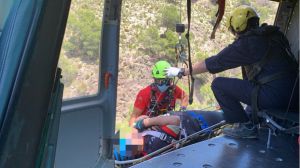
[186,0,194,104]
[271,36,298,70]
[246,41,272,80]
[147,85,175,117]
[249,35,291,124]
[147,84,158,117]
[251,71,288,124]
[142,130,176,144]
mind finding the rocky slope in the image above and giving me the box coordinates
[60,0,278,124]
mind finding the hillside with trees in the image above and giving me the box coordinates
[58,0,278,126]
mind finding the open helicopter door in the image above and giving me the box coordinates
[54,0,122,168]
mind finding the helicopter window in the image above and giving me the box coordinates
[58,0,104,100]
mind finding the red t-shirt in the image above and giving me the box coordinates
[134,85,185,116]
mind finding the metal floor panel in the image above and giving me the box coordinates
[131,129,299,168]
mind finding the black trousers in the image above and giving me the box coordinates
[210,77,298,123]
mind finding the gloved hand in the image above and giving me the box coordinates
[133,119,145,132]
[165,67,185,78]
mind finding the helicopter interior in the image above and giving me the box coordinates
[0,0,298,168]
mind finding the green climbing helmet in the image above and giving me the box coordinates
[152,61,171,79]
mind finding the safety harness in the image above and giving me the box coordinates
[241,25,298,124]
[147,84,175,117]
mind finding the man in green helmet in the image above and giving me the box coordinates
[129,60,189,127]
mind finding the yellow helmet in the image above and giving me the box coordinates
[226,5,259,34]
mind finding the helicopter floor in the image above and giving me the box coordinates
[131,128,299,168]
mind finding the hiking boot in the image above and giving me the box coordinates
[222,122,258,139]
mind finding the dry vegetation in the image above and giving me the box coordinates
[58,0,278,125]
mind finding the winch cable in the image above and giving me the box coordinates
[185,0,194,104]
[174,0,190,109]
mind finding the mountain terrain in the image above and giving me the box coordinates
[58,0,278,125]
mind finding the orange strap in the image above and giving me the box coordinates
[161,125,179,139]
[104,72,112,89]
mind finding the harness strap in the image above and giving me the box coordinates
[248,32,298,124]
[142,130,176,144]
[251,71,288,124]
[245,35,275,80]
[167,86,175,111]
[147,84,158,116]
[147,85,175,117]
[271,36,298,70]
[246,42,272,80]
[178,115,188,139]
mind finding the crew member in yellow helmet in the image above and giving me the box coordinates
[166,5,298,138]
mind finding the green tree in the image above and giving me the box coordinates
[137,26,161,55]
[138,26,181,60]
[161,29,181,58]
[63,7,101,63]
[159,5,180,31]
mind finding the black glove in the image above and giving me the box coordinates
[134,119,145,132]
[177,68,185,79]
